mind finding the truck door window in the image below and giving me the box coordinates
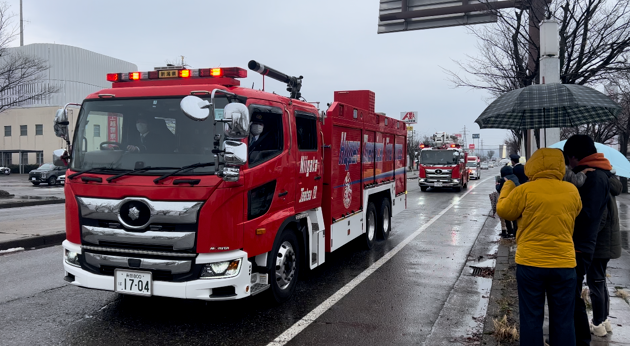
[295,112,317,151]
[248,105,283,167]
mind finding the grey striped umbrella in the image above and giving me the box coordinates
[475,84,621,129]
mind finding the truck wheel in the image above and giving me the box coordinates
[378,198,391,240]
[420,186,427,192]
[48,176,57,186]
[269,231,300,303]
[454,186,461,192]
[364,202,377,249]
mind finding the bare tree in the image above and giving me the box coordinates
[487,150,496,160]
[448,0,630,96]
[0,2,58,113]
[505,132,521,156]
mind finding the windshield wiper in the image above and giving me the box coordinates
[68,167,124,180]
[153,162,216,184]
[107,166,180,183]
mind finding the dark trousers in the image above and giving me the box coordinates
[587,258,610,326]
[575,252,593,346]
[516,264,576,346]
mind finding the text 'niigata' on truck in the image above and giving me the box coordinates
[53,60,407,303]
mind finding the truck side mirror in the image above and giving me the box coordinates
[54,109,69,139]
[180,95,211,121]
[224,140,247,167]
[53,149,69,167]
[223,103,250,139]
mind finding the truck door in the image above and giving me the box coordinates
[294,109,322,212]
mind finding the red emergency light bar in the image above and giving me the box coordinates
[106,67,247,83]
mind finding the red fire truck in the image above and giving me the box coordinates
[53,61,407,303]
[417,143,468,192]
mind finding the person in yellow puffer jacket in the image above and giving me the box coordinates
[497,148,582,346]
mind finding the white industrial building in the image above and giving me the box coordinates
[0,43,136,170]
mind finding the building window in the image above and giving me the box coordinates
[36,124,43,135]
[94,124,101,137]
[20,125,27,136]
[4,126,10,136]
[36,152,43,165]
[20,152,28,165]
[2,153,11,166]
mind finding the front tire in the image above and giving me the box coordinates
[364,202,377,249]
[268,231,300,303]
[48,176,57,186]
[31,182,40,186]
[378,198,391,240]
[420,186,428,192]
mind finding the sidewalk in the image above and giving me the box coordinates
[481,194,630,345]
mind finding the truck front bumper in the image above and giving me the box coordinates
[62,240,255,301]
[418,179,460,187]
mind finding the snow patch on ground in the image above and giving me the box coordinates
[0,247,25,254]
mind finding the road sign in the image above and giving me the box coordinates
[401,111,417,124]
[378,0,504,34]
[406,126,414,131]
[469,144,475,149]
[472,133,480,139]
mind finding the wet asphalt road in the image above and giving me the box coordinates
[0,168,499,346]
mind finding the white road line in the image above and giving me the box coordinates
[267,177,493,346]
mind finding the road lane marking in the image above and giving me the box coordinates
[267,177,494,346]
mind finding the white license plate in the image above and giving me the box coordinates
[31,177,36,181]
[114,269,152,296]
[434,181,443,187]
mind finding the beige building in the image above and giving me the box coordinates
[0,43,136,170]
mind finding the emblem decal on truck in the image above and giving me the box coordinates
[299,156,319,177]
[128,207,140,221]
[343,172,352,208]
[338,132,360,171]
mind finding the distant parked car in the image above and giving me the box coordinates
[28,163,66,186]
[57,175,65,185]
[0,166,10,175]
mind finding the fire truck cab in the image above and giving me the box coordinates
[52,61,406,303]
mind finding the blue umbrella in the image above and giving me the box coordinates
[548,140,630,178]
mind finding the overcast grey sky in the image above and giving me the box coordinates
[9,0,511,151]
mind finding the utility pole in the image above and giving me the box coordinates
[20,0,23,46]
[462,125,467,151]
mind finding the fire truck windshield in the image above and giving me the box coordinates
[420,150,459,165]
[70,97,229,175]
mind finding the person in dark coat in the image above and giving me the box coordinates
[510,154,529,184]
[127,117,176,154]
[563,134,612,346]
[496,165,519,238]
[587,172,622,336]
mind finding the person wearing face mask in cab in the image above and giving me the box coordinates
[127,117,176,154]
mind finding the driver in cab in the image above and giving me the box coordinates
[127,116,176,154]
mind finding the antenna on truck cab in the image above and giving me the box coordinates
[248,60,303,99]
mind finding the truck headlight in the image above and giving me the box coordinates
[41,173,47,179]
[419,178,425,182]
[452,179,459,183]
[200,259,241,279]
[64,249,80,267]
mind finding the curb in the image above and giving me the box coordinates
[0,232,66,251]
[0,199,65,209]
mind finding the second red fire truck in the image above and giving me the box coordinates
[417,139,468,192]
[53,60,407,303]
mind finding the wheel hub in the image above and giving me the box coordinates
[367,210,376,240]
[275,241,296,290]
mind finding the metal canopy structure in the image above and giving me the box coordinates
[378,0,519,33]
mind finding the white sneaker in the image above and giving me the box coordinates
[590,321,608,337]
[603,318,612,332]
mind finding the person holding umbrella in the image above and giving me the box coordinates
[497,148,582,346]
[563,135,612,346]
